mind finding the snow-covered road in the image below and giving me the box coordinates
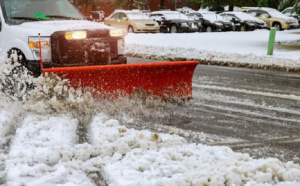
[0,92,300,185]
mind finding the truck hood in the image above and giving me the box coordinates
[15,20,111,36]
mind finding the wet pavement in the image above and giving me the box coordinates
[128,57,300,164]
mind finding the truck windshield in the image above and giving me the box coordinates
[2,0,84,24]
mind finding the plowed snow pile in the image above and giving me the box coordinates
[0,64,299,185]
[125,30,300,71]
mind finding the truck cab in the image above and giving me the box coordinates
[0,0,127,76]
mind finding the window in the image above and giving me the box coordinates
[112,13,120,20]
[2,0,84,24]
[119,13,127,20]
[248,10,259,17]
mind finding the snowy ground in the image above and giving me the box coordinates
[0,30,300,185]
[125,30,300,71]
[0,98,300,185]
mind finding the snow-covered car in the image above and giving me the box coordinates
[240,7,299,30]
[176,6,194,14]
[104,10,160,33]
[187,11,234,32]
[140,10,151,16]
[219,12,267,31]
[282,7,300,23]
[149,11,200,33]
[0,0,127,77]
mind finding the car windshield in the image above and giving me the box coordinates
[164,12,189,19]
[127,12,151,20]
[1,0,84,24]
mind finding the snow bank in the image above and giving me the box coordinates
[0,100,299,185]
[5,114,95,185]
[88,114,300,185]
[125,30,300,71]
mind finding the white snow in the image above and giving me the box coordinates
[125,30,300,70]
[0,98,299,185]
[221,12,266,23]
[0,29,300,185]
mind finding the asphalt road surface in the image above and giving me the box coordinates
[128,57,300,164]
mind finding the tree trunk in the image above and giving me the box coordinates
[129,0,133,10]
[160,0,165,10]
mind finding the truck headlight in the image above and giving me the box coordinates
[117,39,125,55]
[65,31,87,40]
[28,37,51,62]
[110,29,128,37]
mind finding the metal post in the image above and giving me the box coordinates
[267,27,276,55]
[38,33,43,70]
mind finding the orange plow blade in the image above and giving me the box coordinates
[42,61,198,99]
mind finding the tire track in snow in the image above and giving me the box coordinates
[187,65,300,163]
[195,102,300,126]
[0,103,24,185]
[194,84,300,101]
[75,113,108,186]
[4,114,95,185]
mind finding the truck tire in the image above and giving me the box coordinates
[0,49,34,101]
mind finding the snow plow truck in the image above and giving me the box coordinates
[0,0,198,100]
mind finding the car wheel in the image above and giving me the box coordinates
[170,25,178,33]
[128,26,134,33]
[240,25,246,31]
[206,26,212,32]
[273,23,282,31]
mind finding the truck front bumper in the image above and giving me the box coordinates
[27,54,127,77]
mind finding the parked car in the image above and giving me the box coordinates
[219,12,267,31]
[282,7,300,23]
[240,7,299,30]
[186,11,234,32]
[149,11,200,33]
[176,6,194,14]
[104,10,160,33]
[140,10,151,16]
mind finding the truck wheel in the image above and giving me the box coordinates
[273,23,282,31]
[170,25,178,33]
[0,49,34,101]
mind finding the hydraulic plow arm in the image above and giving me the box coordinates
[42,61,198,99]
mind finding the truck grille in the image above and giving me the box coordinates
[50,30,118,67]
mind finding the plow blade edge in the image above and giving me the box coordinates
[42,61,198,99]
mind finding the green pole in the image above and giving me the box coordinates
[267,27,276,55]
